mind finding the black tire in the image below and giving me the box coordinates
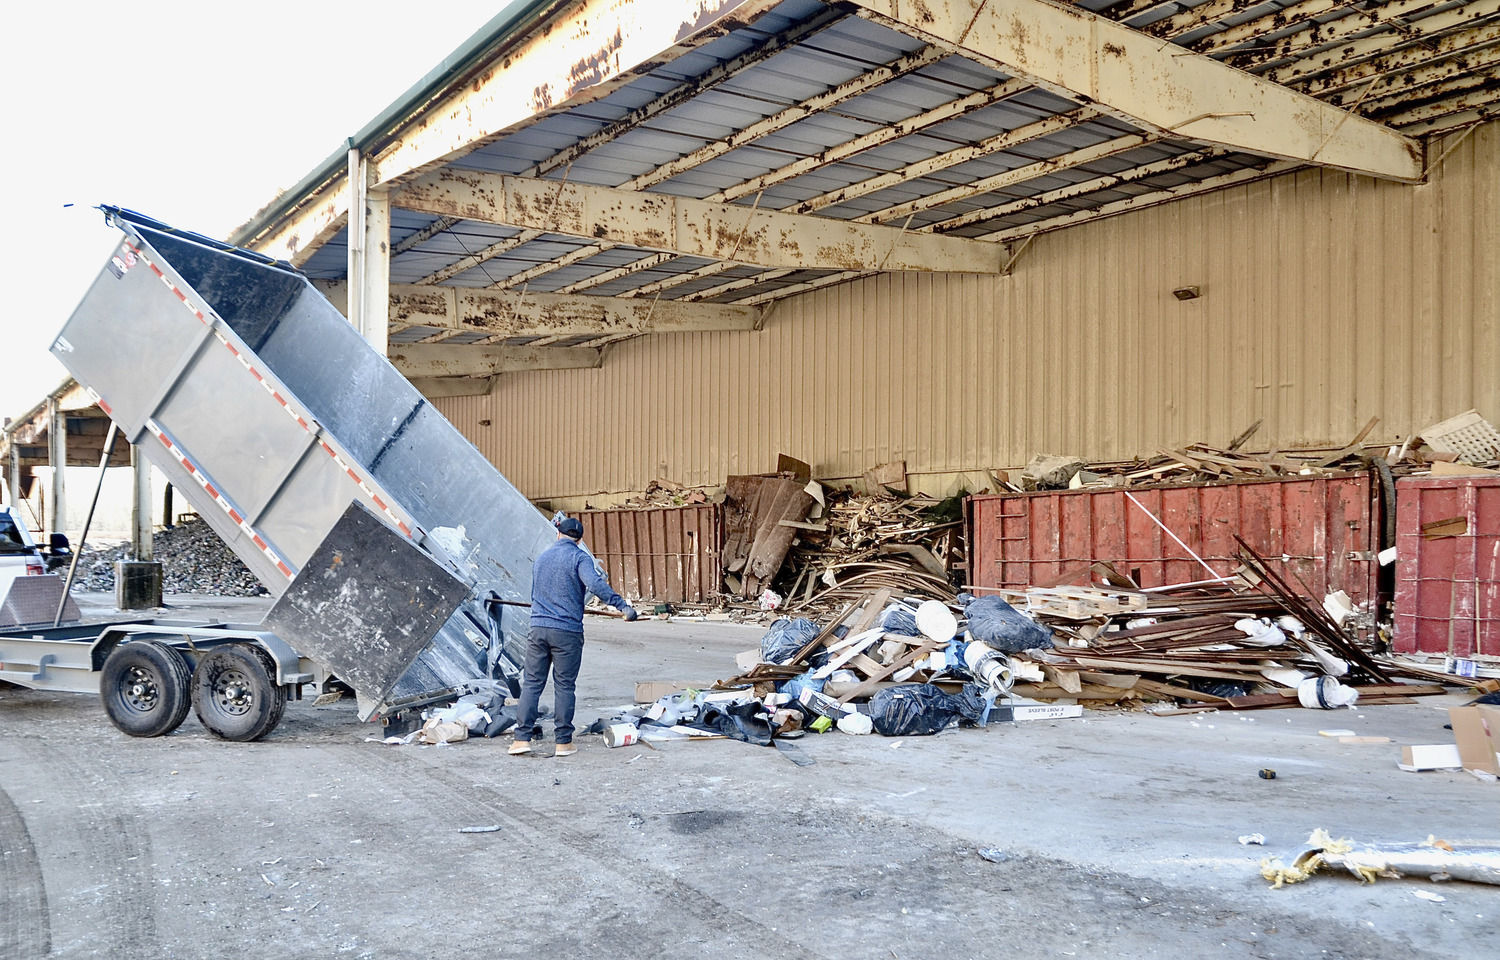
[191,644,287,742]
[100,641,193,738]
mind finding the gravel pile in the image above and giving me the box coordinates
[75,519,267,596]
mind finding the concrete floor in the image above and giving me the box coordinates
[1,594,1496,959]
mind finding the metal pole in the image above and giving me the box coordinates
[54,422,117,627]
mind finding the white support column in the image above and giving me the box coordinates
[346,147,390,356]
[47,399,66,539]
[6,441,19,508]
[361,187,391,356]
[131,444,153,561]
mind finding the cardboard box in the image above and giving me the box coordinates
[634,681,704,703]
[1399,743,1464,771]
[1449,705,1500,775]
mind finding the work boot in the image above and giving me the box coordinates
[553,742,578,758]
[508,739,532,756]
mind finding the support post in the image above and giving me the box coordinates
[47,399,66,539]
[346,147,390,355]
[162,482,175,529]
[6,441,19,508]
[131,445,153,561]
[119,442,162,610]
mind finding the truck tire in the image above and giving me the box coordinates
[100,641,193,738]
[191,644,287,742]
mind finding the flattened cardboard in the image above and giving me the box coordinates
[1449,705,1500,774]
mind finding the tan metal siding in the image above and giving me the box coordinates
[435,122,1500,501]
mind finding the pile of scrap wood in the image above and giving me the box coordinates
[777,490,962,615]
[1002,415,1499,493]
[619,478,721,508]
[715,555,1462,723]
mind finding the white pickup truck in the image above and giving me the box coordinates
[0,505,48,600]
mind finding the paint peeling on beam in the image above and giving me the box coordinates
[845,0,1422,182]
[395,169,1005,273]
[373,0,788,184]
[388,344,603,378]
[247,0,786,263]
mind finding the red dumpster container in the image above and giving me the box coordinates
[1392,475,1500,657]
[579,504,723,605]
[966,474,1379,614]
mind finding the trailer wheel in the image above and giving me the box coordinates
[100,641,193,738]
[191,644,287,742]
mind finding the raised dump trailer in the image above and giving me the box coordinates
[20,207,557,738]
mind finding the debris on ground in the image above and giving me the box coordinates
[75,518,266,596]
[1261,829,1500,887]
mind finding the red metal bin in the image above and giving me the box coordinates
[1392,475,1500,657]
[966,474,1380,614]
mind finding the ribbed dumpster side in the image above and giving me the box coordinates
[1393,475,1500,657]
[580,505,722,604]
[967,475,1379,612]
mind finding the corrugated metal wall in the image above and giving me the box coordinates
[437,122,1499,502]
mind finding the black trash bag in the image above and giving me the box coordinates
[868,683,987,737]
[1190,678,1250,700]
[879,605,921,636]
[961,595,1054,652]
[698,700,774,746]
[760,617,825,667]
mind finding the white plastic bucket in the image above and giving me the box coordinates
[602,723,640,747]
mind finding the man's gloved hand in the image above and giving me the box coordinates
[622,606,640,622]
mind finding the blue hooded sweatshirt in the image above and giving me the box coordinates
[530,537,630,632]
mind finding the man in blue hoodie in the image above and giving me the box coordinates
[511,516,638,757]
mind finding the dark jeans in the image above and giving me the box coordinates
[514,627,584,744]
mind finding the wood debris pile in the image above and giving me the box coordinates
[1004,416,1499,493]
[776,490,962,616]
[619,478,721,508]
[717,551,1471,722]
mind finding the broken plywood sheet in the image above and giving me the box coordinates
[723,474,816,598]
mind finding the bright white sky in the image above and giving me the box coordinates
[0,1,505,420]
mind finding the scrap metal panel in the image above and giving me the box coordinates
[580,504,723,604]
[966,475,1379,612]
[1393,475,1500,657]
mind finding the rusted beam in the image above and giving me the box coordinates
[1192,0,1348,54]
[1296,24,1500,98]
[554,252,677,293]
[624,44,951,192]
[789,107,1104,216]
[985,159,1301,242]
[388,344,602,379]
[861,133,1167,226]
[420,230,543,285]
[521,4,847,180]
[392,216,462,256]
[1259,2,1500,85]
[965,148,1229,234]
[408,377,495,399]
[1381,68,1500,124]
[395,169,1005,273]
[1227,0,1468,68]
[318,281,760,337]
[713,78,1034,205]
[847,0,1422,181]
[242,0,788,263]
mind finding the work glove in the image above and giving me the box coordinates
[622,606,640,622]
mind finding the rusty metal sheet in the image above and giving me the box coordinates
[580,504,722,604]
[1393,476,1500,657]
[966,474,1379,611]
